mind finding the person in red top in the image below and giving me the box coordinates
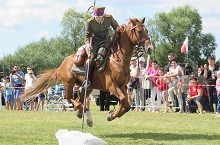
[156,68,170,113]
[186,77,208,113]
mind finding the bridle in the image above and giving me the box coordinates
[131,24,150,48]
[113,22,151,61]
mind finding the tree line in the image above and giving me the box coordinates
[0,5,218,77]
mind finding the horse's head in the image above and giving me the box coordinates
[127,18,153,54]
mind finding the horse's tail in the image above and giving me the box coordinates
[19,68,60,101]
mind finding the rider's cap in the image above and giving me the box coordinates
[93,6,105,16]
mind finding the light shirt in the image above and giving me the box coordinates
[25,73,37,89]
[169,65,184,82]
[130,65,138,77]
[5,82,13,96]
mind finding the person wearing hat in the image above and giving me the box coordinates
[84,6,119,88]
[24,67,37,110]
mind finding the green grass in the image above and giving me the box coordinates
[0,103,220,145]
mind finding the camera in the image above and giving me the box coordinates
[11,70,16,74]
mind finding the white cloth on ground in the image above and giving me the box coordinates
[55,129,107,145]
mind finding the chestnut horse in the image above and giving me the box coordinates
[19,18,151,121]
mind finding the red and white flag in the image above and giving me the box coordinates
[181,36,188,53]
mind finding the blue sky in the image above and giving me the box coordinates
[0,0,219,60]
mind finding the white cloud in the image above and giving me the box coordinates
[0,0,71,29]
[36,30,50,39]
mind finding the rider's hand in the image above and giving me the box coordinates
[86,44,92,51]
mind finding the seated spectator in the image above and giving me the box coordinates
[165,59,184,113]
[186,77,209,113]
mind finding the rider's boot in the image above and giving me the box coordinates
[82,61,94,89]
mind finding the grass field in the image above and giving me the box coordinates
[0,102,220,145]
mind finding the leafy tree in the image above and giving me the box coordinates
[147,5,217,67]
[61,8,90,52]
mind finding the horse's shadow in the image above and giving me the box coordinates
[101,132,220,141]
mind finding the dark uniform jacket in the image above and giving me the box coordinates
[85,14,119,44]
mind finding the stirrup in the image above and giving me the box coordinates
[81,80,91,89]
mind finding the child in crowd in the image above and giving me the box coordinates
[156,68,169,113]
[36,91,46,111]
[216,71,220,117]
[3,76,14,110]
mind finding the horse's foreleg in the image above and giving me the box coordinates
[108,84,131,121]
[62,83,75,111]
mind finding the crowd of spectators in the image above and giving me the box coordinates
[0,65,47,111]
[128,53,220,117]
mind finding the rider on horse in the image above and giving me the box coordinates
[84,6,119,88]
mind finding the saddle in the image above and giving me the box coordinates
[71,45,109,74]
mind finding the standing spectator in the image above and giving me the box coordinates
[203,55,219,112]
[24,67,37,110]
[156,68,169,113]
[10,65,25,110]
[215,71,220,117]
[0,78,5,111]
[3,76,14,110]
[36,91,46,111]
[138,57,147,111]
[47,87,53,100]
[128,58,141,111]
[144,60,159,112]
[164,53,175,73]
[165,59,184,113]
[198,65,206,85]
[99,90,110,111]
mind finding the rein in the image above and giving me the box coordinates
[131,24,150,45]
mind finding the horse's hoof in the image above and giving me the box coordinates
[87,119,93,127]
[107,110,114,121]
[75,111,82,119]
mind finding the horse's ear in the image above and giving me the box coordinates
[140,17,145,24]
[129,18,136,26]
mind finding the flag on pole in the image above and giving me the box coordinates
[181,36,188,53]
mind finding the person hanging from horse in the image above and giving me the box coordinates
[83,6,119,88]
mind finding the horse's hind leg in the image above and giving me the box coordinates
[107,84,131,121]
